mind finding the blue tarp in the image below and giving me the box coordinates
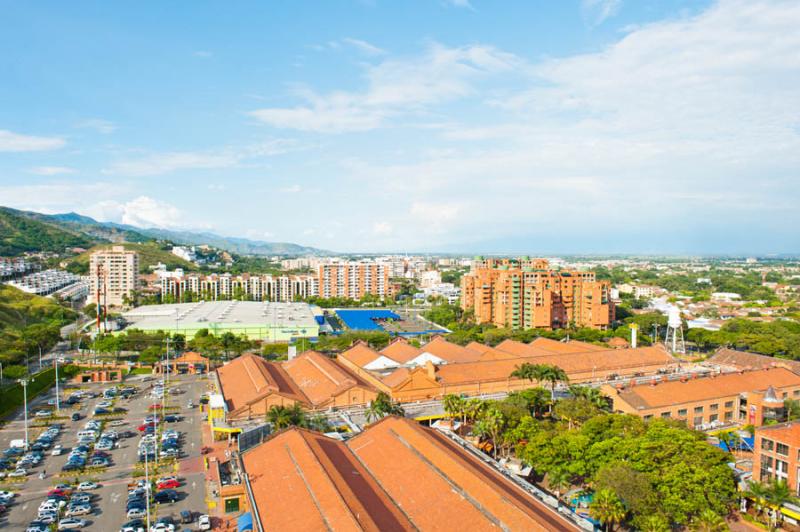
[336,309,401,331]
[237,512,253,532]
[713,436,754,452]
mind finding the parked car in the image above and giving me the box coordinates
[58,518,87,530]
[180,510,193,524]
[65,503,92,516]
[120,519,145,532]
[198,514,211,531]
[153,489,179,503]
[51,445,63,456]
[127,507,147,519]
[77,481,99,490]
[8,468,26,477]
[71,413,81,421]
[157,479,180,489]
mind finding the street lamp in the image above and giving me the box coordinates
[53,358,60,413]
[19,378,32,449]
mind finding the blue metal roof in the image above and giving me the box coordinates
[336,309,401,331]
[237,512,253,532]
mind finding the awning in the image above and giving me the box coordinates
[238,512,254,532]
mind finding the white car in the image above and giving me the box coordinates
[8,468,27,477]
[37,512,58,524]
[51,445,63,456]
[127,507,147,519]
[110,420,127,426]
[149,524,175,532]
[65,504,92,516]
[77,481,99,490]
[198,514,211,531]
[58,518,87,530]
[0,490,17,499]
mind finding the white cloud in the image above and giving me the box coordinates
[207,184,227,191]
[341,38,386,56]
[84,196,184,228]
[581,0,622,26]
[250,43,520,132]
[0,130,65,152]
[104,139,294,176]
[372,221,393,235]
[28,166,75,176]
[280,184,303,193]
[409,201,463,234]
[75,118,116,134]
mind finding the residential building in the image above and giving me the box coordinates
[8,269,80,295]
[602,368,800,428]
[461,257,613,330]
[318,260,390,299]
[754,422,800,494]
[158,272,318,302]
[89,246,139,307]
[240,416,576,531]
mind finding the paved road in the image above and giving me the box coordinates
[0,372,207,531]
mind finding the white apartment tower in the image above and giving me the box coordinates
[89,246,139,307]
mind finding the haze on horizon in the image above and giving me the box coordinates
[1,0,798,255]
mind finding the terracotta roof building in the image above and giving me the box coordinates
[216,352,379,420]
[241,416,576,531]
[754,422,800,493]
[602,368,800,428]
[336,338,675,403]
[707,348,800,374]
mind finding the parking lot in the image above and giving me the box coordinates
[0,371,209,531]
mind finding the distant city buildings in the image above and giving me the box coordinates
[155,269,318,302]
[171,245,198,263]
[7,269,81,296]
[89,245,139,307]
[461,257,613,330]
[0,257,36,280]
[318,260,391,299]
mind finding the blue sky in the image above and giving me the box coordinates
[1,0,799,254]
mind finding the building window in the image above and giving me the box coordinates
[693,416,703,426]
[725,400,734,408]
[661,412,671,419]
[678,409,688,417]
[762,439,774,451]
[777,443,790,456]
[694,406,704,414]
[710,414,718,422]
[710,404,719,412]
[724,411,733,421]
[643,415,653,421]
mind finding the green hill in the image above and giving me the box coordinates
[0,207,97,256]
[65,242,198,274]
[0,285,77,365]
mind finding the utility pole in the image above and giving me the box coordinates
[38,345,42,372]
[54,358,60,413]
[144,445,151,531]
[20,378,30,449]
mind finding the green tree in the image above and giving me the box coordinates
[590,488,627,531]
[365,392,404,422]
[553,397,600,429]
[637,514,670,532]
[690,509,728,532]
[442,394,465,424]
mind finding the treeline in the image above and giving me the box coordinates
[443,388,735,529]
[687,318,800,359]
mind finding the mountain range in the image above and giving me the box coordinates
[0,206,329,257]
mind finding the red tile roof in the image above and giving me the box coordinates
[242,417,576,531]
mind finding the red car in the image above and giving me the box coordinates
[148,404,163,410]
[157,479,180,489]
[137,422,157,432]
[47,489,69,497]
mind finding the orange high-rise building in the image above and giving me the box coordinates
[461,257,613,330]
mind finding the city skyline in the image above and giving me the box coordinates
[2,0,799,254]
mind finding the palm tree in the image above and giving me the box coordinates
[690,509,727,531]
[639,514,670,532]
[568,385,609,410]
[510,362,538,383]
[537,364,569,401]
[365,392,404,422]
[442,394,465,424]
[590,489,627,532]
[546,469,571,500]
[718,431,740,453]
[745,480,770,521]
[266,405,293,429]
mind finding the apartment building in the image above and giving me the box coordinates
[602,368,800,429]
[461,257,613,330]
[159,272,318,302]
[318,260,390,299]
[89,246,139,307]
[754,422,800,494]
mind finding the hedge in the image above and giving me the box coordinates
[0,367,56,419]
